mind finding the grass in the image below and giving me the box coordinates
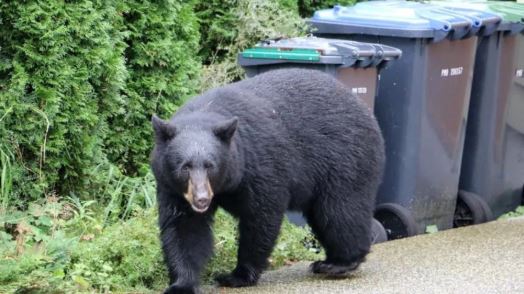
[0,146,14,214]
[499,205,524,220]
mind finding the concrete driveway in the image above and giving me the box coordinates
[207,217,524,294]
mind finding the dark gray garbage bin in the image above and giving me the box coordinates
[238,36,401,110]
[506,6,524,206]
[429,1,524,225]
[238,36,401,243]
[309,0,501,239]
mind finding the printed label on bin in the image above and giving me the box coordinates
[351,87,368,95]
[440,67,463,77]
[516,69,523,78]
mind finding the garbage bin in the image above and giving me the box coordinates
[496,2,524,212]
[238,37,401,244]
[238,36,401,110]
[430,1,524,225]
[310,0,501,239]
[506,4,524,205]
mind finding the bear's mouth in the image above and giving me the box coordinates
[191,203,210,213]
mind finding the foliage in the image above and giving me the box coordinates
[0,196,78,293]
[106,0,201,175]
[0,0,200,204]
[0,0,122,204]
[68,208,166,292]
[195,0,239,65]
[0,169,159,292]
[498,206,524,220]
[0,198,321,292]
[196,0,302,65]
[197,0,307,91]
[297,0,358,17]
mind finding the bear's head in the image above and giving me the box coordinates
[151,114,239,213]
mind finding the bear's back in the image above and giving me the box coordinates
[178,68,382,162]
[235,69,381,154]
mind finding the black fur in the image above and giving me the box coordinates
[151,68,385,293]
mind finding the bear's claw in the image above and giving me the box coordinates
[215,273,257,287]
[215,265,260,288]
[310,260,361,276]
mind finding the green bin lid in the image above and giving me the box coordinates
[238,37,402,69]
[430,0,524,34]
[242,47,321,62]
[486,1,524,22]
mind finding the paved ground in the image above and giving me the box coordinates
[206,217,524,294]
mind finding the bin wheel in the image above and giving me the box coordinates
[477,194,494,222]
[370,218,388,244]
[453,190,492,227]
[374,203,418,240]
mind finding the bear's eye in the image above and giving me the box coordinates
[204,162,214,169]
[181,162,192,171]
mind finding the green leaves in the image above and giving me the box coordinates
[0,1,201,202]
[425,224,439,234]
[297,0,357,17]
[498,206,524,220]
[198,0,307,91]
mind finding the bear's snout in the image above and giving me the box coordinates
[185,171,214,213]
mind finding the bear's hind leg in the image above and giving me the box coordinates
[305,186,373,276]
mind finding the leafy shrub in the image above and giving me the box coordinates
[198,0,306,92]
[0,1,125,204]
[298,0,358,17]
[0,0,200,204]
[196,0,302,65]
[195,0,239,65]
[1,200,320,292]
[106,1,202,175]
[69,208,166,292]
[499,206,524,220]
[0,197,78,293]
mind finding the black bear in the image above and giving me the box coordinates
[151,68,385,293]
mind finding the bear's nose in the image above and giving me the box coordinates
[195,196,210,209]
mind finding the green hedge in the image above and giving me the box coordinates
[0,1,200,204]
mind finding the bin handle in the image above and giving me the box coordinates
[415,8,472,42]
[434,8,480,39]
[369,44,402,70]
[435,8,501,37]
[329,42,376,68]
[474,11,501,36]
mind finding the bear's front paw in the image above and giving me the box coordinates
[215,265,260,287]
[311,260,361,276]
[163,284,197,294]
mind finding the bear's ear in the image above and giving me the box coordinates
[152,114,176,142]
[213,117,238,143]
